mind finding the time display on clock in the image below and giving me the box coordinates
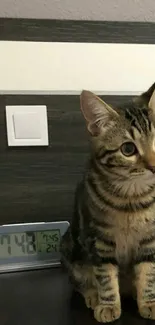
[0,230,60,258]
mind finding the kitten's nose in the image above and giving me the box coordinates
[144,152,155,173]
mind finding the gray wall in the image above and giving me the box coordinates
[0,0,155,21]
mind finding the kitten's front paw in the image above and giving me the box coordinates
[94,304,121,323]
[139,302,155,319]
[84,288,98,310]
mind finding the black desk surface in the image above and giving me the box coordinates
[0,268,154,325]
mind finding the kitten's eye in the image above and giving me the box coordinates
[121,142,137,157]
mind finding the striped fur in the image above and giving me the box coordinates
[61,83,155,322]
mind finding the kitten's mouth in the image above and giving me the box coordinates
[147,167,155,174]
[130,168,155,176]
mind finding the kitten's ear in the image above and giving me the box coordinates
[80,90,118,136]
[133,83,155,111]
[148,88,155,112]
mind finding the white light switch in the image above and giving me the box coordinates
[13,112,41,139]
[6,105,49,146]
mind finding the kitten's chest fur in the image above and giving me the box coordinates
[110,210,154,264]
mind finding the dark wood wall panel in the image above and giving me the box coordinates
[0,18,155,43]
[0,95,131,225]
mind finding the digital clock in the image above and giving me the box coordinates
[0,221,69,273]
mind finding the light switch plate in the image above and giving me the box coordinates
[13,112,41,139]
[6,105,49,146]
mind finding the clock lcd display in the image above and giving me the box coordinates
[0,230,61,258]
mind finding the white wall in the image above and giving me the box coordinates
[0,0,155,21]
[0,41,155,95]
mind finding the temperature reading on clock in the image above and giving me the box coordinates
[0,229,61,259]
[36,230,60,253]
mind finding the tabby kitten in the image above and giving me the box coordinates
[61,83,155,323]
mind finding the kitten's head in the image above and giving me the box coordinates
[80,83,155,189]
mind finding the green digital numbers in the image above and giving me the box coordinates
[36,230,60,253]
